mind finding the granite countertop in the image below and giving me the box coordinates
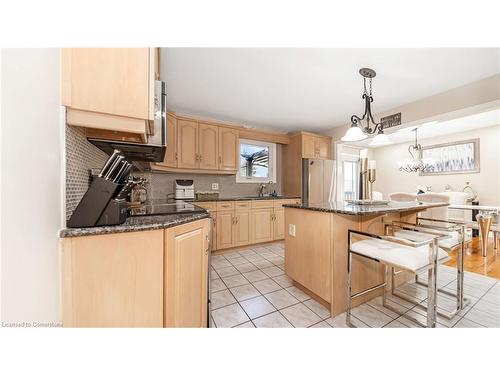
[59,211,211,238]
[194,195,301,202]
[283,201,449,216]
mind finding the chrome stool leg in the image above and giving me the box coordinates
[426,240,438,328]
[346,251,353,327]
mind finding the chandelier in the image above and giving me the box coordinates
[341,68,392,147]
[398,128,435,173]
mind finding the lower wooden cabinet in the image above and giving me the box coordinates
[233,209,251,246]
[216,210,235,250]
[273,209,285,240]
[164,219,210,328]
[60,230,164,328]
[251,208,274,243]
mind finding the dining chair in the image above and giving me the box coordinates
[389,192,417,202]
[346,225,450,328]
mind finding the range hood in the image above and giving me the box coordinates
[88,81,167,162]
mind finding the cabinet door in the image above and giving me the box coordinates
[316,137,331,159]
[302,134,316,158]
[60,230,164,327]
[218,128,239,171]
[62,48,151,121]
[233,210,251,246]
[273,209,285,240]
[199,123,219,170]
[251,208,274,244]
[177,119,199,169]
[165,219,210,328]
[157,113,177,167]
[216,211,234,249]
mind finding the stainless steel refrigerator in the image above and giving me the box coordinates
[302,158,336,205]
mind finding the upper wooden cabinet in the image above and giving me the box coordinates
[62,48,158,135]
[157,113,177,168]
[218,127,239,171]
[199,123,219,170]
[177,119,199,169]
[153,113,239,174]
[301,133,331,159]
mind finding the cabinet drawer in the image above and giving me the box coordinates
[195,202,217,211]
[235,201,251,210]
[216,201,235,211]
[251,200,274,209]
[273,199,301,209]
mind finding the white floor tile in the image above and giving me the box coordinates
[240,296,276,319]
[264,289,299,309]
[216,266,240,278]
[303,299,331,319]
[350,304,393,328]
[285,286,312,302]
[242,270,268,283]
[211,303,249,328]
[222,274,250,288]
[253,311,292,328]
[280,303,322,327]
[211,289,236,310]
[230,284,261,302]
[210,279,227,293]
[253,278,282,294]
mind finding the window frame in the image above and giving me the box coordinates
[236,138,277,184]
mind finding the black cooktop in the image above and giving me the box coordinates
[129,201,205,217]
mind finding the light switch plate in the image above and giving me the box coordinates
[289,224,296,237]
[211,183,219,190]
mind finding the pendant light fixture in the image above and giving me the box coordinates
[398,128,435,173]
[341,68,392,146]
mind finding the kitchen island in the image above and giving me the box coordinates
[283,201,448,317]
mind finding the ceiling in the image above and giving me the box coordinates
[161,48,500,132]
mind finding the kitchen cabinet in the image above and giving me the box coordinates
[195,202,217,251]
[177,119,199,169]
[251,208,274,244]
[218,127,239,171]
[233,206,251,247]
[62,48,158,136]
[216,211,235,250]
[301,133,331,159]
[316,137,331,159]
[60,230,164,328]
[202,198,300,251]
[164,219,210,328]
[199,123,219,170]
[302,134,317,158]
[273,209,285,240]
[157,113,178,168]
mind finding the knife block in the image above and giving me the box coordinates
[67,177,124,228]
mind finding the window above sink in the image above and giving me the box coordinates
[236,139,277,183]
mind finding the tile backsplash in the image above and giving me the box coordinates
[65,125,108,220]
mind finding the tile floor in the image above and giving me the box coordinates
[210,241,500,328]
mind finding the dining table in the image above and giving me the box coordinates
[448,204,500,256]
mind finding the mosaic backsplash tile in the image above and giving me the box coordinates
[65,125,108,220]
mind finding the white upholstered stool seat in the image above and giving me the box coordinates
[351,238,449,273]
[394,228,472,251]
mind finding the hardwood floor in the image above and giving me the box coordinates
[445,237,500,279]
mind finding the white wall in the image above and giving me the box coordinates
[372,124,500,205]
[0,49,62,325]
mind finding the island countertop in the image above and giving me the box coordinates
[59,212,210,238]
[283,201,448,216]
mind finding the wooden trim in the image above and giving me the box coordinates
[85,128,146,143]
[61,48,71,106]
[290,130,332,140]
[150,164,237,175]
[67,108,147,135]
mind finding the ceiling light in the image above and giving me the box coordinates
[341,125,367,142]
[342,68,386,142]
[398,128,435,173]
[369,131,392,147]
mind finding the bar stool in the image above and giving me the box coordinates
[390,219,472,318]
[346,229,450,328]
[388,192,417,202]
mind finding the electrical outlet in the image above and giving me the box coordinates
[289,224,296,237]
[211,183,219,190]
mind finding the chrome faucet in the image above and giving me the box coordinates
[258,184,266,197]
